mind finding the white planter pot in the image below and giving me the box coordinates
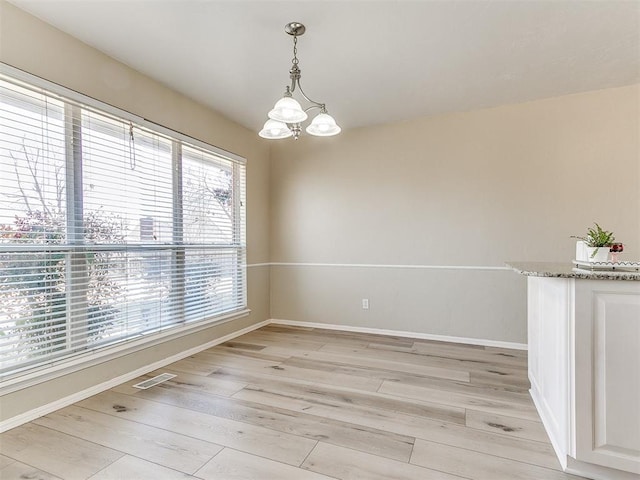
[586,246,610,262]
[575,241,588,261]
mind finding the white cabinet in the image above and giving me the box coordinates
[574,281,640,476]
[527,276,640,480]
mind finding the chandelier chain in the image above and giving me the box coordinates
[292,36,299,66]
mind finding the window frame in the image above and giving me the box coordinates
[0,63,248,394]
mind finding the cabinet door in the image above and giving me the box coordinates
[574,281,640,474]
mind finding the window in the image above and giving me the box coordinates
[0,66,246,379]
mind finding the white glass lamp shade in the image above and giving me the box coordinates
[259,119,293,139]
[306,112,341,137]
[268,96,307,123]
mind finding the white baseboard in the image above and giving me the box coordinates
[269,319,528,350]
[0,319,270,433]
[565,457,639,480]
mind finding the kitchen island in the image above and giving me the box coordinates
[508,262,639,480]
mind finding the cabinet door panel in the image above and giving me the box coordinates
[575,281,640,475]
[593,293,640,456]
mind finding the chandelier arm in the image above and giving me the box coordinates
[302,105,323,113]
[295,78,326,111]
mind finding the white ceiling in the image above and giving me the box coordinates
[8,1,640,132]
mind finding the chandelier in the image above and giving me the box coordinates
[259,22,341,140]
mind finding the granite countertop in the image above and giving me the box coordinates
[506,262,640,281]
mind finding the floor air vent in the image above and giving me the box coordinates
[133,373,176,389]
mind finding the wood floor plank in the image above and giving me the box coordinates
[33,405,223,474]
[220,341,268,351]
[378,380,540,421]
[217,360,385,392]
[368,341,528,370]
[0,423,123,479]
[233,385,465,443]
[406,414,561,470]
[77,390,317,467]
[234,331,328,351]
[302,441,467,480]
[211,345,292,363]
[465,409,549,443]
[0,454,15,468]
[281,350,470,383]
[280,355,444,389]
[318,342,514,376]
[190,349,286,369]
[87,455,192,480]
[410,439,583,480]
[166,357,220,376]
[320,342,530,384]
[382,372,534,406]
[213,366,466,425]
[408,342,528,368]
[119,381,415,462]
[0,458,62,480]
[196,448,336,480]
[468,369,531,392]
[260,345,463,381]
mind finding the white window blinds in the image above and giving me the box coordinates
[0,67,246,378]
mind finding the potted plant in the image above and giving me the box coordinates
[572,223,615,262]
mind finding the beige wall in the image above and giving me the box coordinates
[0,1,271,422]
[270,84,640,342]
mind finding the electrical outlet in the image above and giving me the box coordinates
[362,298,369,310]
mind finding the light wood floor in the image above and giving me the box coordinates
[0,324,588,480]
